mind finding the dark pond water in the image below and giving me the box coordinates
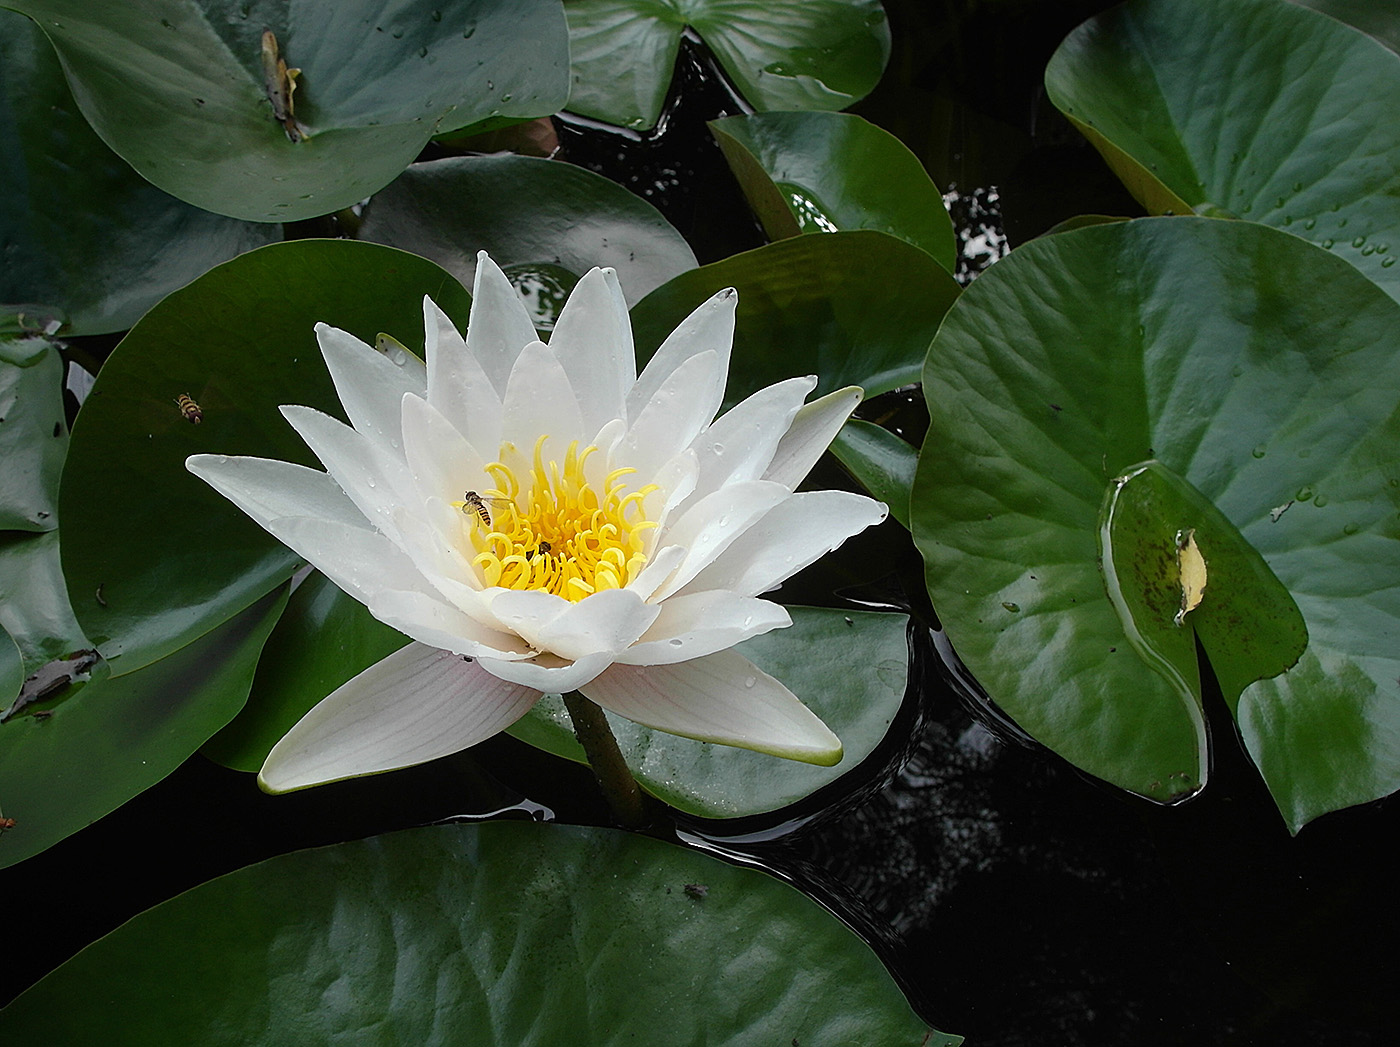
[9,4,1400,1045]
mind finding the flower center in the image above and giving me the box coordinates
[455,435,658,602]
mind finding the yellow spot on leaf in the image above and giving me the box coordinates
[1174,528,1207,626]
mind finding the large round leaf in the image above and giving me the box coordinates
[2,0,569,222]
[564,0,891,131]
[0,821,955,1045]
[0,12,277,334]
[631,230,960,410]
[509,607,910,818]
[59,239,470,677]
[0,337,65,532]
[0,583,287,870]
[710,111,956,272]
[912,217,1400,832]
[1046,0,1400,303]
[358,155,697,309]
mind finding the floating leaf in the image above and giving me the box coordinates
[631,231,959,410]
[0,336,65,532]
[912,217,1400,831]
[358,155,697,308]
[711,111,956,271]
[1046,0,1400,303]
[59,240,470,677]
[830,419,918,530]
[0,822,958,1045]
[4,0,569,221]
[564,0,890,131]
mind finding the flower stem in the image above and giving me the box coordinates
[561,691,648,829]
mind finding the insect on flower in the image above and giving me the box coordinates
[457,491,513,528]
[174,393,203,424]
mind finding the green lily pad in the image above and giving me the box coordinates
[510,607,909,818]
[358,154,697,307]
[911,216,1400,831]
[0,12,277,335]
[0,821,957,1045]
[3,0,569,222]
[710,111,956,272]
[203,570,409,773]
[58,239,470,678]
[564,0,890,131]
[0,337,65,532]
[0,582,288,870]
[0,530,94,692]
[631,230,960,410]
[1290,0,1400,55]
[830,419,917,530]
[1046,0,1400,303]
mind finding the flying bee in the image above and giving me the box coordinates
[459,491,513,528]
[174,393,203,424]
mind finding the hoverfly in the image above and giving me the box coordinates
[174,393,203,424]
[459,491,513,528]
[534,541,552,557]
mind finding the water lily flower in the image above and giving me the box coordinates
[187,254,886,792]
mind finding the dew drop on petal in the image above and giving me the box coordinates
[668,638,684,647]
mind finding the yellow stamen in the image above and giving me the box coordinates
[453,435,658,602]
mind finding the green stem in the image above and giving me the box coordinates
[561,691,648,829]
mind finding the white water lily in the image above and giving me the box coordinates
[188,253,886,792]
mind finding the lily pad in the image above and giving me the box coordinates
[710,111,956,272]
[0,12,277,335]
[631,230,960,410]
[1046,0,1400,303]
[0,336,65,532]
[0,821,957,1045]
[358,154,697,307]
[3,0,569,221]
[510,607,910,818]
[0,583,288,870]
[911,216,1400,831]
[58,239,470,677]
[564,0,890,131]
[830,419,918,530]
[1290,0,1400,55]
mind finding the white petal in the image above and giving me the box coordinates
[258,642,539,792]
[475,650,615,692]
[687,375,815,506]
[626,543,687,603]
[466,253,539,396]
[500,340,585,451]
[678,490,888,598]
[628,287,736,420]
[186,454,368,532]
[270,518,435,608]
[582,649,842,765]
[401,393,491,508]
[501,588,661,661]
[280,405,415,545]
[548,266,635,433]
[616,592,790,665]
[315,323,425,452]
[368,588,532,658]
[649,480,790,601]
[764,385,863,489]
[424,297,505,451]
[614,350,724,481]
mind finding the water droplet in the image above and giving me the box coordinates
[1275,196,1286,208]
[367,479,377,488]
[419,46,427,57]
[1321,239,1335,249]
[1002,602,1020,613]
[1338,217,1349,227]
[1231,364,1244,377]
[668,638,683,647]
[501,92,512,102]
[1296,486,1314,501]
[1343,522,1360,535]
[1390,479,1399,488]
[712,442,725,454]
[717,514,729,527]
[1382,257,1397,269]
[1313,493,1329,507]
[1376,243,1389,255]
[1282,215,1293,226]
[1303,218,1316,230]
[486,79,494,90]
[1251,445,1267,459]
[1291,181,1303,192]
[1352,236,1366,249]
[743,676,756,689]
[462,21,476,38]
[1362,244,1376,256]
[431,9,442,21]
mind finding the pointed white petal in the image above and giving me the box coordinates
[475,650,614,692]
[616,592,790,665]
[506,588,660,661]
[548,266,635,433]
[466,252,539,395]
[500,340,585,451]
[582,649,842,766]
[424,297,505,452]
[186,454,368,532]
[368,588,532,658]
[280,405,415,545]
[626,543,687,603]
[258,643,539,792]
[628,287,736,420]
[315,323,424,452]
[649,480,790,601]
[615,350,723,481]
[686,376,815,507]
[269,517,434,607]
[401,393,491,508]
[678,490,888,597]
[764,385,863,489]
